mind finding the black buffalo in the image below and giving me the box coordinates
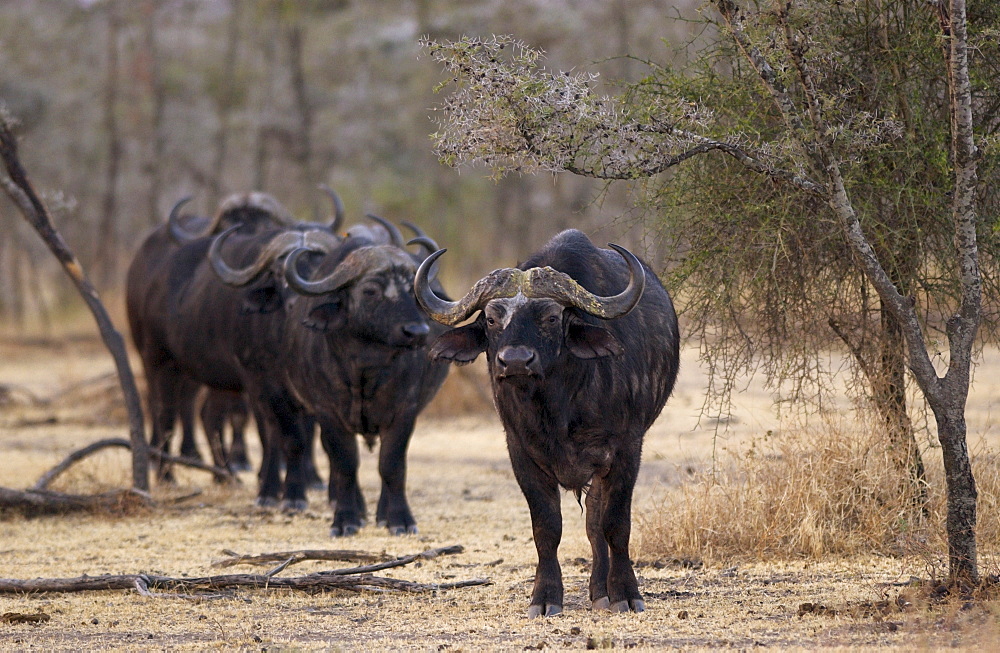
[415,229,679,617]
[127,192,341,495]
[278,232,450,535]
[126,193,302,480]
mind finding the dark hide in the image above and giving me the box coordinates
[281,237,450,536]
[126,223,324,508]
[428,229,679,616]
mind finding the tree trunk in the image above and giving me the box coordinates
[210,0,243,205]
[932,405,978,586]
[97,1,122,284]
[143,0,167,228]
[872,303,927,510]
[287,23,316,217]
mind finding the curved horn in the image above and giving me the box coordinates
[406,236,440,256]
[365,213,404,247]
[209,228,308,287]
[166,196,199,243]
[401,220,427,239]
[416,244,646,325]
[547,244,645,319]
[301,227,344,253]
[285,245,412,296]
[406,237,441,281]
[415,250,523,325]
[318,184,345,233]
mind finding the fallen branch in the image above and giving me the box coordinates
[213,548,394,568]
[318,544,465,576]
[33,437,234,491]
[0,487,153,516]
[0,545,490,596]
[0,571,490,595]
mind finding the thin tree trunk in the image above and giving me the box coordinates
[144,0,167,228]
[210,0,243,205]
[287,23,316,217]
[0,116,149,492]
[934,406,978,586]
[873,303,928,511]
[97,1,122,283]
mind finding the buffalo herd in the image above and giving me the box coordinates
[126,190,679,616]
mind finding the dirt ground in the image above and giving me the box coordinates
[2,334,1000,651]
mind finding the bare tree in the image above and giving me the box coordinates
[0,113,149,492]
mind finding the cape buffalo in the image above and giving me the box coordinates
[279,232,450,535]
[414,229,679,617]
[127,191,342,492]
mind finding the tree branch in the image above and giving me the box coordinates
[0,114,149,491]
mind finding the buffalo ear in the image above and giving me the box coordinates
[303,301,343,332]
[566,322,624,359]
[241,285,282,314]
[429,324,487,365]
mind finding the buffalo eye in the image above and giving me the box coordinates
[486,316,496,326]
[547,315,558,325]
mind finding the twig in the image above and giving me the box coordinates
[33,438,234,491]
[0,113,149,491]
[317,545,465,577]
[265,556,300,578]
[213,548,392,568]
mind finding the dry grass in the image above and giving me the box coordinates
[3,337,1000,649]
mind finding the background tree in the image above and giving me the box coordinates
[421,0,996,586]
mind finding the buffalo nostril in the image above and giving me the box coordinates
[498,347,536,372]
[402,322,430,338]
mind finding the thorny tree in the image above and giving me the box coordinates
[422,0,995,586]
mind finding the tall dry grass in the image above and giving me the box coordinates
[637,418,1000,565]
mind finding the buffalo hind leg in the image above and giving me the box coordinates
[596,456,644,613]
[586,480,612,610]
[375,415,418,535]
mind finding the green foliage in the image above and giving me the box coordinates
[423,1,1000,417]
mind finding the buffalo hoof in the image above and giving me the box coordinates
[330,524,360,537]
[387,524,418,536]
[255,496,280,509]
[592,597,611,611]
[610,599,645,613]
[282,499,308,514]
[231,460,252,473]
[527,604,562,618]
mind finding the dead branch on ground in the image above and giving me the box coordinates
[0,545,490,598]
[213,548,393,568]
[0,487,153,516]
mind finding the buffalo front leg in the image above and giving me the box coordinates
[375,415,418,535]
[319,417,366,536]
[509,440,564,617]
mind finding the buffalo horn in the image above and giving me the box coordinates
[415,244,646,326]
[365,214,404,247]
[533,244,645,319]
[318,184,345,233]
[285,245,413,296]
[210,228,316,287]
[166,196,196,243]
